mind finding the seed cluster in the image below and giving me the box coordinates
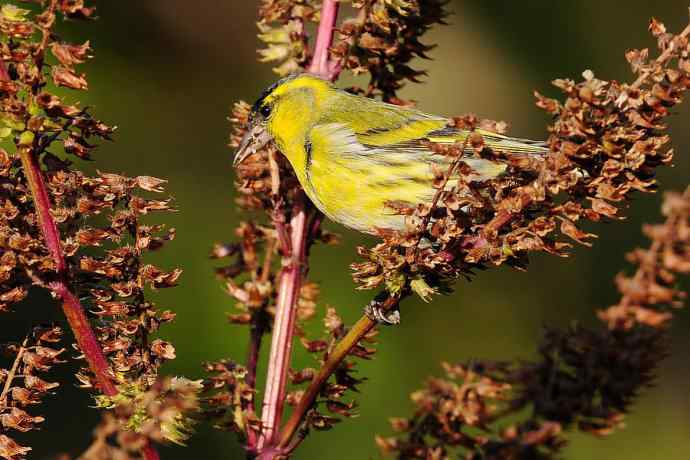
[378,187,690,459]
[334,0,448,103]
[0,1,184,456]
[353,18,690,302]
[0,327,63,460]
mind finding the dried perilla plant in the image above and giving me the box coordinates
[352,18,690,302]
[0,1,192,458]
[378,187,690,460]
[0,326,64,460]
[0,0,685,459]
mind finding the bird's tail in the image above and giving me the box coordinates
[427,127,548,181]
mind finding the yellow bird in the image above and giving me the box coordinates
[234,74,546,234]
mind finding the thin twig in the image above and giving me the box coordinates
[0,337,29,406]
[308,0,341,80]
[257,201,310,450]
[629,13,690,91]
[414,131,474,259]
[276,294,403,451]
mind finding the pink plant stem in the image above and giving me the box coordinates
[244,321,263,449]
[257,203,308,451]
[18,146,118,396]
[308,0,341,80]
[0,60,10,82]
[17,147,66,273]
[50,281,117,395]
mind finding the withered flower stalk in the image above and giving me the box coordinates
[0,1,188,458]
[378,187,690,459]
[0,11,116,397]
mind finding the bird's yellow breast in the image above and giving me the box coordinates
[296,134,436,234]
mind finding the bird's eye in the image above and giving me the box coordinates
[260,104,272,118]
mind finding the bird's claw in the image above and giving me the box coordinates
[364,300,400,325]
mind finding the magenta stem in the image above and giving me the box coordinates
[0,60,10,82]
[18,146,67,273]
[50,281,118,396]
[308,0,341,80]
[245,320,263,449]
[257,204,308,450]
[18,147,118,397]
[142,443,161,460]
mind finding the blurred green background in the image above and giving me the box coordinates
[5,1,690,459]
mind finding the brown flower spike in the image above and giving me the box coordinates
[379,187,690,459]
[0,1,187,458]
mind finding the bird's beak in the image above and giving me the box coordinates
[234,121,272,167]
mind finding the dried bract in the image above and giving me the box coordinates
[0,327,64,460]
[353,19,690,301]
[380,188,690,459]
[334,0,449,103]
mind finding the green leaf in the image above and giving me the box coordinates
[18,131,34,146]
[410,276,438,303]
[385,270,407,296]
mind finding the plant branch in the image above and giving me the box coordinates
[0,337,28,406]
[17,146,118,397]
[257,201,310,450]
[628,13,690,91]
[308,0,341,80]
[0,5,119,398]
[277,294,403,451]
[3,56,160,460]
[0,7,160,460]
[245,311,267,449]
[50,280,117,394]
[461,18,690,249]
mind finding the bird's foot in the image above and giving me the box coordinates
[364,299,400,325]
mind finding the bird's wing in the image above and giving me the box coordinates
[313,92,548,184]
[318,93,448,147]
[320,93,548,157]
[305,122,438,231]
[307,122,437,198]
